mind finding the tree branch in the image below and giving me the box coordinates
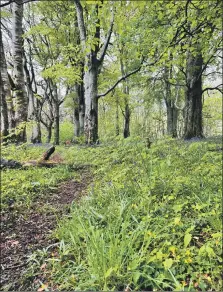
[74,0,86,51]
[0,0,37,7]
[97,63,142,99]
[202,84,223,94]
[98,6,114,64]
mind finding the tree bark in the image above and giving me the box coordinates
[73,78,85,139]
[166,106,178,138]
[53,102,60,145]
[73,96,80,138]
[46,124,52,143]
[184,52,204,139]
[0,28,9,138]
[84,62,99,144]
[24,49,42,143]
[79,68,85,135]
[12,0,28,142]
[123,98,130,138]
[115,93,120,136]
[74,0,113,144]
[163,63,178,138]
[31,121,42,143]
[120,56,130,138]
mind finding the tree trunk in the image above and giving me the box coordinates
[123,99,130,138]
[73,80,84,139]
[115,93,120,136]
[79,73,85,135]
[0,28,9,139]
[166,106,178,138]
[73,105,80,138]
[12,0,28,142]
[184,53,203,139]
[164,63,178,138]
[54,102,60,145]
[31,121,42,143]
[120,57,131,138]
[84,63,99,144]
[46,125,52,144]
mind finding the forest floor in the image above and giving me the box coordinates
[0,164,92,291]
[1,137,222,291]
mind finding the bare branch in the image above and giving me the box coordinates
[0,0,13,7]
[0,0,37,7]
[202,84,223,94]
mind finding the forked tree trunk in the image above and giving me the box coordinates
[12,0,28,142]
[74,0,113,144]
[184,52,203,139]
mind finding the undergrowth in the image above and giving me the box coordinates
[2,137,222,291]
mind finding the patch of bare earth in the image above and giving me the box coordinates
[0,169,92,291]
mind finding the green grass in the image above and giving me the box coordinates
[1,144,75,210]
[2,137,222,291]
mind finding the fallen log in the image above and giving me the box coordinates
[0,158,22,169]
[1,146,57,169]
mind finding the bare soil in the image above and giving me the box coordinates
[0,168,92,291]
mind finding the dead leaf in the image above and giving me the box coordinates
[40,263,47,271]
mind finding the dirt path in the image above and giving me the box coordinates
[0,169,92,291]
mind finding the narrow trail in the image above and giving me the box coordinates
[0,168,92,291]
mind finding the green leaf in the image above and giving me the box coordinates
[105,267,114,278]
[132,272,141,284]
[163,258,173,270]
[184,233,192,248]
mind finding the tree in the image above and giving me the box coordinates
[0,26,9,139]
[74,0,115,143]
[12,0,28,142]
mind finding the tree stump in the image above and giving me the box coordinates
[42,146,55,160]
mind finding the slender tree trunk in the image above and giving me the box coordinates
[164,64,178,138]
[115,93,120,136]
[166,106,178,137]
[123,98,130,138]
[73,78,85,139]
[73,89,80,137]
[0,29,9,138]
[54,102,60,145]
[12,0,28,142]
[184,52,203,139]
[120,57,130,138]
[46,124,52,144]
[5,73,16,129]
[79,68,85,135]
